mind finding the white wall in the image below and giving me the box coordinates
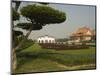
[37,36,55,43]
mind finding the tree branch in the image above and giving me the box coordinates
[15,25,33,50]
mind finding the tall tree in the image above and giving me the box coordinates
[12,0,21,11]
[12,2,66,72]
[12,1,21,72]
[15,4,66,50]
[12,8,20,72]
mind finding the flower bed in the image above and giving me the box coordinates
[39,43,89,50]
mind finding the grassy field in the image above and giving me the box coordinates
[15,43,96,73]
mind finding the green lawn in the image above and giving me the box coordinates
[15,43,96,73]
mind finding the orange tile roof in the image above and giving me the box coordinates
[71,27,93,36]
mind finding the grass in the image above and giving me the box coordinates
[15,43,96,73]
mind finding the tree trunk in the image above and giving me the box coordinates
[12,26,33,71]
[15,27,33,50]
[12,1,22,72]
[12,48,17,72]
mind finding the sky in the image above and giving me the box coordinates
[12,1,96,40]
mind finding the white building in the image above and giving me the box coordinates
[37,35,56,43]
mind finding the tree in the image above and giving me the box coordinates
[12,0,21,11]
[12,1,21,47]
[15,4,66,50]
[12,8,20,21]
[12,8,20,72]
[39,2,49,5]
[12,2,66,72]
[20,5,66,24]
[12,1,22,72]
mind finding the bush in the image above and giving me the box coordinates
[18,39,34,50]
[39,43,89,50]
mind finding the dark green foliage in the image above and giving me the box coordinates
[80,40,95,43]
[12,30,23,48]
[20,4,66,24]
[13,34,23,48]
[80,40,96,47]
[17,23,32,29]
[56,38,68,42]
[13,30,23,36]
[12,8,20,21]
[14,35,34,50]
[39,2,49,5]
[87,44,96,47]
[18,39,34,50]
[17,23,42,30]
[12,1,21,10]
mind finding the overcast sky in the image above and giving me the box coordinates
[12,1,96,40]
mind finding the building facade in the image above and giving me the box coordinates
[70,27,95,42]
[37,35,55,43]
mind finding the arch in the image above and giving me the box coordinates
[52,40,55,43]
[38,40,40,43]
[49,40,51,43]
[37,36,55,44]
[45,40,48,43]
[41,40,44,43]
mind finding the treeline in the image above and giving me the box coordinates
[56,38,69,42]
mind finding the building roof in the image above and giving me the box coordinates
[71,27,93,36]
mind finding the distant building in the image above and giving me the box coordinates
[70,27,95,42]
[37,35,55,43]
